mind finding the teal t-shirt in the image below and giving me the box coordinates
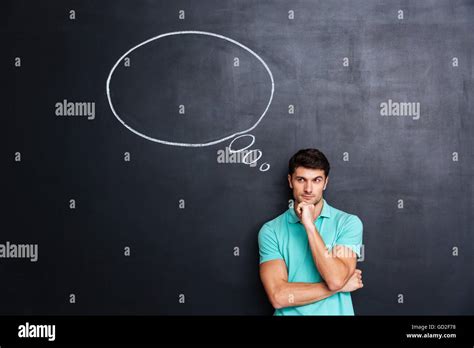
[258,199,363,315]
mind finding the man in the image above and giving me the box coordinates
[258,148,363,315]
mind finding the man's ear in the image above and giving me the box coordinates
[323,176,329,190]
[287,174,293,189]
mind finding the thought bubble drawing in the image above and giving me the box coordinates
[106,30,274,170]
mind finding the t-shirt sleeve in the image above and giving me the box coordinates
[335,215,363,258]
[258,223,283,264]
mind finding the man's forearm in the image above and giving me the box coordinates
[304,224,350,290]
[274,281,337,309]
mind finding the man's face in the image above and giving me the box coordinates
[287,167,328,206]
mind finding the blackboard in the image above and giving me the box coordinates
[3,0,473,315]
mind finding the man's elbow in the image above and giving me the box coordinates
[270,298,284,309]
[270,286,287,309]
[326,277,346,292]
[326,265,355,291]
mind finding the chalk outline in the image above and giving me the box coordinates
[259,162,270,172]
[242,149,262,165]
[106,31,275,147]
[228,134,255,154]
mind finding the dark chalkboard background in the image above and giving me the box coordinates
[2,0,473,315]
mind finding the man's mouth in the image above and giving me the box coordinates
[302,195,314,199]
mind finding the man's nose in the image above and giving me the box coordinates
[304,183,312,193]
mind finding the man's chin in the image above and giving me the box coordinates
[300,197,319,204]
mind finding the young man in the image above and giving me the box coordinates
[258,149,364,315]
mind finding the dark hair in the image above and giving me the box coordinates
[288,149,330,177]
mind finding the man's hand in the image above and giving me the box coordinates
[338,269,363,293]
[296,202,318,227]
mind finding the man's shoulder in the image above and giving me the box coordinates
[259,209,291,233]
[328,202,363,227]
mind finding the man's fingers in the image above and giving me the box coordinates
[354,268,363,288]
[296,202,311,215]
